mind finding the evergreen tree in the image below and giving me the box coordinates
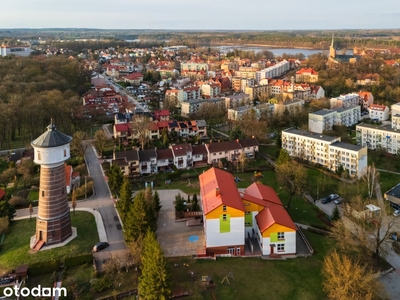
[117,177,133,219]
[191,193,200,212]
[107,164,124,198]
[153,191,162,214]
[124,192,149,242]
[0,200,16,221]
[276,149,290,165]
[138,230,172,300]
[331,206,341,221]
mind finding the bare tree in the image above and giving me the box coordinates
[94,129,108,157]
[29,204,33,220]
[363,164,379,199]
[71,131,89,158]
[131,115,151,150]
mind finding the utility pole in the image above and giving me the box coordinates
[85,175,87,200]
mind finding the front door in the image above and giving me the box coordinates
[236,247,241,256]
[270,245,274,255]
[227,248,234,255]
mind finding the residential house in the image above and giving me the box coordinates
[309,85,325,100]
[170,144,193,169]
[153,110,170,121]
[192,144,208,166]
[239,138,259,157]
[113,148,140,176]
[295,68,319,83]
[156,148,173,171]
[139,149,157,174]
[282,128,367,178]
[368,104,389,121]
[308,105,361,134]
[330,93,360,109]
[206,140,243,164]
[123,72,143,85]
[358,91,374,110]
[113,123,132,140]
[356,73,380,86]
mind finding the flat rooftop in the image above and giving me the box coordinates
[330,141,364,152]
[356,123,398,133]
[283,128,338,142]
[385,183,400,199]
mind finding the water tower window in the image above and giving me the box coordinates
[38,151,41,160]
[64,149,67,157]
[42,190,44,197]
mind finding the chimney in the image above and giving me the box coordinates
[236,139,239,143]
[216,188,220,197]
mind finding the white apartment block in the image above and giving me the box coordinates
[368,104,389,121]
[180,98,225,117]
[256,60,290,82]
[309,105,361,134]
[225,94,251,108]
[330,93,361,109]
[282,128,367,178]
[356,123,400,154]
[274,99,305,115]
[392,103,400,125]
[1,44,31,57]
[228,106,260,121]
[181,62,209,72]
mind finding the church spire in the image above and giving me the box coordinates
[331,33,334,47]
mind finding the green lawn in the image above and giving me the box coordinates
[259,144,280,158]
[0,212,98,274]
[368,149,400,172]
[305,168,341,200]
[169,231,329,300]
[379,171,400,194]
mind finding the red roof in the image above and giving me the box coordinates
[255,204,296,233]
[0,188,5,200]
[242,183,282,207]
[199,168,244,215]
[124,72,143,80]
[157,121,169,129]
[369,104,387,111]
[296,68,318,75]
[171,143,192,157]
[115,123,130,132]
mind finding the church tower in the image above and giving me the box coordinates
[31,120,72,247]
[329,34,336,58]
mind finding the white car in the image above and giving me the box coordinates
[394,210,400,217]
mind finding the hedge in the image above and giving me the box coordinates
[64,254,93,267]
[29,259,61,276]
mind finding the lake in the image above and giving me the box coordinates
[213,45,352,57]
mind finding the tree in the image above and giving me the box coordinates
[363,164,379,199]
[29,204,33,220]
[161,127,168,147]
[124,191,151,242]
[94,129,108,157]
[0,216,8,235]
[132,115,152,150]
[238,152,247,172]
[71,131,89,158]
[322,250,382,300]
[275,161,307,210]
[117,177,133,218]
[174,193,185,213]
[138,230,172,300]
[0,200,16,221]
[71,189,77,216]
[17,159,34,187]
[0,167,17,188]
[153,191,162,214]
[229,127,244,140]
[107,164,124,198]
[331,206,340,221]
[191,193,200,212]
[236,109,267,140]
[276,149,290,165]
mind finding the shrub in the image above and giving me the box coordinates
[310,223,330,231]
[91,277,113,293]
[9,196,27,208]
[64,254,93,268]
[29,259,60,276]
[307,227,329,235]
[75,181,94,199]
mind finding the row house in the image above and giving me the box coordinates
[181,98,225,117]
[295,68,319,83]
[192,144,208,166]
[139,149,157,174]
[156,149,174,171]
[153,110,170,121]
[282,128,367,178]
[330,93,360,109]
[200,168,296,256]
[358,91,374,110]
[368,104,389,121]
[206,138,259,164]
[308,105,361,134]
[225,94,251,108]
[171,144,193,169]
[356,123,400,154]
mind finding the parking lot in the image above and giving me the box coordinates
[156,189,204,257]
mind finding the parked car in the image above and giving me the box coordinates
[92,242,109,252]
[390,232,398,241]
[334,198,343,205]
[321,196,332,204]
[394,210,400,217]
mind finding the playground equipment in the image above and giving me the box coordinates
[188,271,196,282]
[221,272,234,285]
[253,171,264,178]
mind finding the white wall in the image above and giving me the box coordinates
[34,144,70,166]
[261,231,296,255]
[205,217,245,248]
[358,154,368,178]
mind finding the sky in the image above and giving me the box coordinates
[1,0,400,30]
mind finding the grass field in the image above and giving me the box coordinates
[0,212,98,274]
[169,230,330,300]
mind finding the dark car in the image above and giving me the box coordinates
[92,242,109,252]
[321,196,332,204]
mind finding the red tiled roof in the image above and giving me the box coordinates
[115,123,130,132]
[192,144,208,155]
[207,140,242,153]
[296,68,318,75]
[243,183,282,207]
[255,204,296,233]
[148,122,159,131]
[156,148,173,160]
[171,143,192,157]
[0,188,5,200]
[200,168,244,215]
[157,121,169,129]
[369,104,387,111]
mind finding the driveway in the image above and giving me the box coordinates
[155,189,204,257]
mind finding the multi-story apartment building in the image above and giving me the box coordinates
[1,44,31,57]
[228,106,259,121]
[282,128,367,178]
[180,98,225,117]
[368,104,389,121]
[225,94,251,108]
[245,85,269,100]
[391,103,400,117]
[274,99,305,115]
[181,62,209,72]
[308,105,361,134]
[221,60,239,72]
[256,61,290,82]
[356,123,400,154]
[234,70,257,80]
[330,93,361,109]
[295,68,319,83]
[201,82,221,98]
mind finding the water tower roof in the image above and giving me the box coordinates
[31,121,72,148]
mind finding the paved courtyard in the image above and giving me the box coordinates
[156,189,204,257]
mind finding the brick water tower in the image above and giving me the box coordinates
[31,120,72,246]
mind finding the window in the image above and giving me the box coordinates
[42,191,45,197]
[277,244,285,252]
[38,151,41,160]
[64,149,67,157]
[222,214,227,221]
[245,212,252,227]
[277,232,285,240]
[222,205,227,212]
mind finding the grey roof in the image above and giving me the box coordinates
[385,183,400,199]
[330,142,364,152]
[114,149,139,161]
[310,109,335,116]
[283,128,338,142]
[332,105,359,113]
[196,119,207,127]
[139,149,157,162]
[356,123,398,133]
[31,123,72,148]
